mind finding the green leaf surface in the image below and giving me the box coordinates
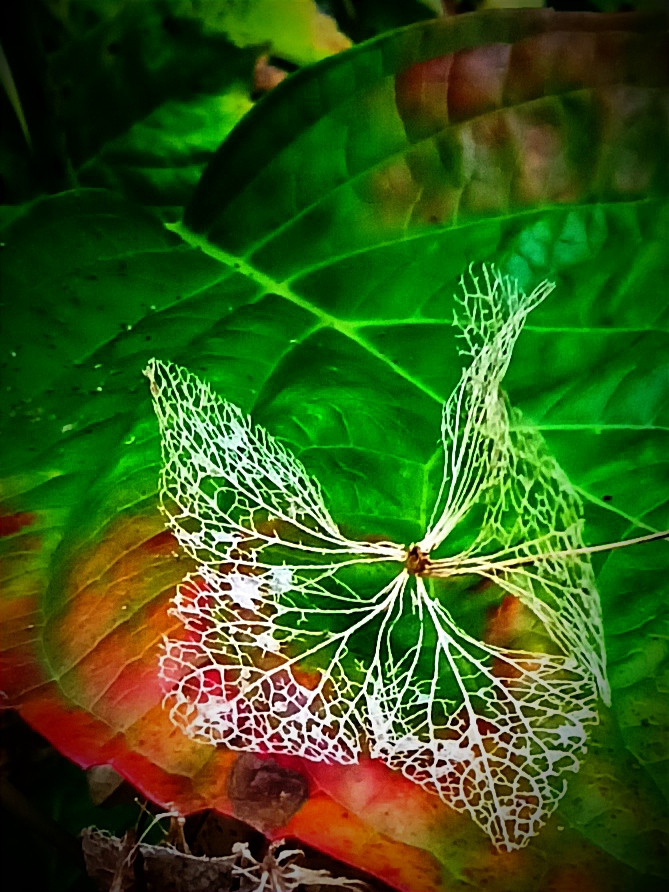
[78,90,254,217]
[2,8,668,890]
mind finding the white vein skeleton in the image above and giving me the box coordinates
[145,264,666,851]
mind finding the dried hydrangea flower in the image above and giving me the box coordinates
[146,264,666,850]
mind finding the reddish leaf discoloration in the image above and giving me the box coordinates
[542,865,604,892]
[486,594,525,648]
[447,43,511,123]
[140,529,178,554]
[396,56,453,141]
[279,793,446,892]
[0,593,46,701]
[0,511,36,537]
[391,21,668,233]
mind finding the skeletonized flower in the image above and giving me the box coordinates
[146,265,662,850]
[231,840,367,891]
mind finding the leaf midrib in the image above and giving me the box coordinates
[170,220,447,404]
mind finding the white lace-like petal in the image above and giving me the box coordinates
[421,265,555,552]
[422,267,608,702]
[145,358,401,569]
[366,578,598,850]
[230,840,367,891]
[159,565,406,763]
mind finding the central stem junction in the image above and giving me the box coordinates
[404,545,431,576]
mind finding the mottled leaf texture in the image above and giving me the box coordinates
[147,266,609,851]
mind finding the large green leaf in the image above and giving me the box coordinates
[1,8,668,891]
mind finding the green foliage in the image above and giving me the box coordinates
[1,2,668,889]
[0,0,349,209]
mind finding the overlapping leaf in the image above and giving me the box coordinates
[1,0,349,208]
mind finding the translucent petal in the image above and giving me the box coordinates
[367,578,599,851]
[146,264,615,852]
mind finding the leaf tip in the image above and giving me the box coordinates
[144,358,165,398]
